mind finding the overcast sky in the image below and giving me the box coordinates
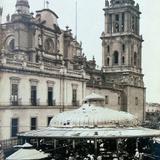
[1,0,160,103]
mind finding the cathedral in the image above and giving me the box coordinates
[0,0,145,141]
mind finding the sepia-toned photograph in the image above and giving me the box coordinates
[0,0,160,159]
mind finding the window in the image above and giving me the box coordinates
[30,117,37,130]
[118,96,121,105]
[47,81,55,106]
[115,22,119,32]
[72,89,77,103]
[105,96,109,104]
[8,39,15,51]
[11,84,18,106]
[122,56,125,65]
[115,14,119,21]
[132,16,135,32]
[115,1,120,4]
[31,86,37,106]
[121,13,125,31]
[134,52,137,66]
[72,84,78,106]
[107,57,110,66]
[11,118,18,137]
[135,97,138,105]
[47,116,53,126]
[48,87,53,106]
[109,14,112,33]
[10,77,20,106]
[113,51,119,65]
[122,44,125,52]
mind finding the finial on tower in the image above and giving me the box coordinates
[105,0,109,7]
[16,0,30,15]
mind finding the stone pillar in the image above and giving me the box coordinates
[0,7,2,24]
[112,14,115,33]
[94,139,98,157]
[105,13,110,34]
[120,13,123,32]
[125,12,129,32]
[54,139,57,149]
[72,139,75,150]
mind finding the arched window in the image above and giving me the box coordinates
[134,52,137,66]
[113,51,119,65]
[106,57,110,66]
[8,39,15,51]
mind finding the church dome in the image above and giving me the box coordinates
[50,93,139,128]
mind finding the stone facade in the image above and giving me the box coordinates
[0,0,145,140]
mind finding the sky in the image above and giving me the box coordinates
[1,0,160,103]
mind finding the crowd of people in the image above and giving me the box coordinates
[35,138,156,160]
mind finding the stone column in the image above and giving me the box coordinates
[72,139,75,150]
[112,14,115,33]
[125,12,129,32]
[94,139,98,157]
[0,7,2,24]
[120,13,123,32]
[54,139,57,149]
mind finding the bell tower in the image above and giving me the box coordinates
[102,0,143,87]
[16,0,30,15]
[101,0,145,121]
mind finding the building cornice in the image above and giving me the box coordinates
[0,59,89,82]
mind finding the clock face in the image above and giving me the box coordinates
[44,38,54,53]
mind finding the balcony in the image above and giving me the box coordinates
[10,97,22,106]
[72,100,79,106]
[30,98,40,106]
[47,99,56,106]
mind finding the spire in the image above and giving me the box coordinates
[16,0,30,15]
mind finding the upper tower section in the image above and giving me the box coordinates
[16,0,30,15]
[102,0,143,75]
[104,0,140,36]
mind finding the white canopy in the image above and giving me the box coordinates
[19,127,160,139]
[50,104,139,128]
[83,93,105,102]
[6,146,49,160]
[19,93,160,139]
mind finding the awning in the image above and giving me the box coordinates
[19,127,160,139]
[6,146,49,160]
